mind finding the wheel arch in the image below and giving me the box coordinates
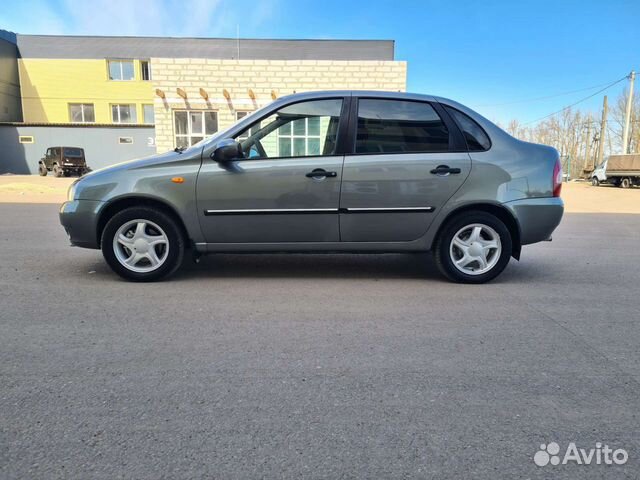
[435,203,522,260]
[96,196,190,248]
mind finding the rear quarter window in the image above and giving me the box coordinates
[444,106,491,151]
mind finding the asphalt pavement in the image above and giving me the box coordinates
[1,203,639,479]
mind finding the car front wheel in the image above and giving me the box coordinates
[434,211,512,284]
[101,207,185,282]
[591,177,599,186]
[53,165,63,177]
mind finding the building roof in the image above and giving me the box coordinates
[15,34,395,61]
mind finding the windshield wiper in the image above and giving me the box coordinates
[174,146,186,153]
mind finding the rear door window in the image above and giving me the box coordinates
[444,106,491,151]
[355,99,450,154]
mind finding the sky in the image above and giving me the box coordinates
[2,0,639,125]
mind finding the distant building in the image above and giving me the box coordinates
[0,31,406,173]
[0,30,22,123]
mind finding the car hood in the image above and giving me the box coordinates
[83,148,194,177]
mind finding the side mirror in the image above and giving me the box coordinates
[212,138,242,162]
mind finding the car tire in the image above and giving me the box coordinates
[101,207,185,282]
[591,177,599,186]
[53,165,63,177]
[621,177,631,189]
[38,164,47,176]
[433,211,512,284]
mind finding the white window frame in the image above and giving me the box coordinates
[68,103,95,123]
[111,104,137,124]
[107,59,135,81]
[173,110,218,147]
[277,117,322,157]
[235,111,251,140]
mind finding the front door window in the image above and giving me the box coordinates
[234,99,343,159]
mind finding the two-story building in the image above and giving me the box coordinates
[0,31,407,174]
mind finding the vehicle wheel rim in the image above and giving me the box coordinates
[113,219,169,273]
[449,223,502,276]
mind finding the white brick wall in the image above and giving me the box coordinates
[150,58,407,152]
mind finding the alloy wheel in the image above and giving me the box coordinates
[449,223,502,276]
[112,219,169,273]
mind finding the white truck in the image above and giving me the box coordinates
[591,154,640,188]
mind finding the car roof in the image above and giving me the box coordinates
[275,90,437,103]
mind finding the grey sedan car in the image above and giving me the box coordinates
[60,91,564,283]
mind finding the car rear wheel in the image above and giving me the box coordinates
[591,177,599,186]
[434,211,512,284]
[620,177,631,189]
[53,165,63,177]
[101,207,185,282]
[38,164,47,176]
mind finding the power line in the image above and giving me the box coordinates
[522,75,629,126]
[477,78,626,107]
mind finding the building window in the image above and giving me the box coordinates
[118,137,134,144]
[277,116,325,157]
[108,60,135,81]
[111,104,137,123]
[174,110,218,148]
[143,104,155,124]
[140,60,151,81]
[235,111,251,140]
[69,103,95,123]
[19,136,34,144]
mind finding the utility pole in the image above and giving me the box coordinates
[583,116,592,174]
[622,71,635,154]
[596,95,608,167]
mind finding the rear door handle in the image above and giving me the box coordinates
[306,169,337,179]
[430,165,461,176]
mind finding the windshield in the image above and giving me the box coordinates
[63,148,84,157]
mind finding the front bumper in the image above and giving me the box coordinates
[59,199,104,249]
[504,197,564,245]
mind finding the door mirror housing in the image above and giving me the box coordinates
[212,139,243,162]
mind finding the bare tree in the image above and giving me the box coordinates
[610,87,640,154]
[503,89,637,177]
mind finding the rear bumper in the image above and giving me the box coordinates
[503,197,564,245]
[59,200,104,249]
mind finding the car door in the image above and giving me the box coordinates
[197,97,347,243]
[43,148,52,167]
[339,97,471,242]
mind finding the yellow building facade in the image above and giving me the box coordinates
[19,58,155,124]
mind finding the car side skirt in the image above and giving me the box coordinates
[195,241,429,254]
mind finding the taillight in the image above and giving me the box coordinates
[553,159,562,197]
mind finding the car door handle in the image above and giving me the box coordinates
[430,165,461,175]
[305,169,337,179]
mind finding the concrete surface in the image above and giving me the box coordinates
[1,204,639,479]
[1,175,640,213]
